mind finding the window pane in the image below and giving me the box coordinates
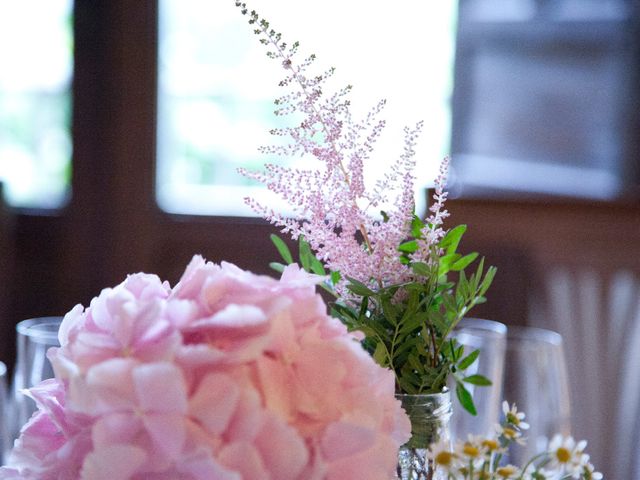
[0,0,73,209]
[157,0,458,216]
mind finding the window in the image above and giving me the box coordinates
[156,0,459,216]
[451,0,637,198]
[0,0,73,208]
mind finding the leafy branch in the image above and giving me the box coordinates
[270,220,497,415]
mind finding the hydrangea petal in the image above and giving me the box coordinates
[143,413,186,459]
[189,374,239,435]
[218,442,268,480]
[320,421,376,460]
[254,414,309,479]
[133,363,188,414]
[80,444,147,480]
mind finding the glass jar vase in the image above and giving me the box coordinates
[396,390,452,480]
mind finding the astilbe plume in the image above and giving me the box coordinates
[0,257,411,479]
[236,2,449,297]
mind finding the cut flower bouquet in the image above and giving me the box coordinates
[235,2,496,413]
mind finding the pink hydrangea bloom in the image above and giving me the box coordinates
[2,256,410,479]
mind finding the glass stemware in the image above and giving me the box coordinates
[450,318,507,441]
[9,317,62,443]
[502,326,572,465]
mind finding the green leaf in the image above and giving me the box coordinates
[438,253,461,276]
[309,255,326,275]
[269,262,286,273]
[456,382,477,415]
[451,252,479,271]
[479,265,497,295]
[381,298,399,325]
[407,353,424,373]
[462,374,492,386]
[473,258,485,288]
[411,214,425,238]
[457,348,480,370]
[345,278,375,297]
[440,225,467,254]
[444,340,463,362]
[330,270,342,285]
[398,240,418,253]
[298,236,313,271]
[411,262,431,277]
[331,304,356,325]
[270,234,294,264]
[457,269,469,298]
[373,341,388,365]
[358,296,369,318]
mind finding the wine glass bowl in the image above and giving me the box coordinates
[450,318,507,441]
[502,326,572,465]
[9,317,62,443]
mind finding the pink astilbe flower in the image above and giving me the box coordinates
[237,6,450,296]
[2,256,410,479]
[414,156,450,262]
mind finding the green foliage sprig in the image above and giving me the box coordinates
[271,218,497,415]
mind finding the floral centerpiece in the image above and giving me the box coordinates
[0,3,603,480]
[1,258,411,479]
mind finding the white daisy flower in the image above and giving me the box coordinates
[495,422,526,445]
[582,461,603,480]
[546,434,589,477]
[502,401,530,430]
[495,464,521,479]
[427,437,460,474]
[454,434,488,471]
[480,437,505,456]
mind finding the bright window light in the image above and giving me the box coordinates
[157,0,458,217]
[0,0,73,209]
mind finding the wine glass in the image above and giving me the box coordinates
[502,326,572,465]
[9,317,62,442]
[449,318,507,442]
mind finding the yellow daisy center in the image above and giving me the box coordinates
[506,412,520,426]
[496,466,518,478]
[556,447,571,463]
[435,451,454,466]
[463,443,480,457]
[502,427,518,439]
[482,439,499,451]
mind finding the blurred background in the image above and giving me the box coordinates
[0,0,639,476]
